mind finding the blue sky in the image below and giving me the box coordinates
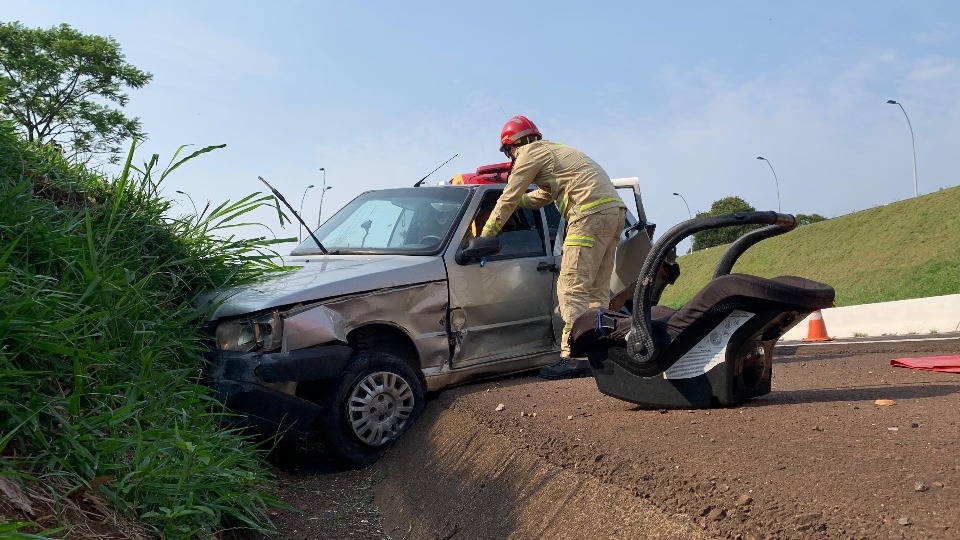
[10,1,960,253]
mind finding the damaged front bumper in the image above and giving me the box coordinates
[204,344,353,440]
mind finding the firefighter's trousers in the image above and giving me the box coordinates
[558,206,626,357]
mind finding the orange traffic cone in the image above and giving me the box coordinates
[802,310,833,342]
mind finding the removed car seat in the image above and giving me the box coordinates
[570,211,835,408]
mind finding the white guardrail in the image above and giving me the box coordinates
[781,293,960,341]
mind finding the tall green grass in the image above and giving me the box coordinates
[0,120,295,538]
[659,186,960,308]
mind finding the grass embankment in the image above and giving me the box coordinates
[659,186,960,308]
[0,121,293,538]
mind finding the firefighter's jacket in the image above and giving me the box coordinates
[480,140,626,238]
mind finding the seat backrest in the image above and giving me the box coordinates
[610,228,653,299]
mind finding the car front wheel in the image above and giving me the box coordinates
[324,352,425,467]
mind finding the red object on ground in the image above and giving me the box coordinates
[890,355,960,373]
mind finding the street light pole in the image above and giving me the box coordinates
[317,168,333,228]
[318,186,332,227]
[886,99,919,197]
[672,192,692,220]
[175,190,197,215]
[317,168,327,228]
[755,156,782,212]
[299,184,315,241]
[672,192,693,253]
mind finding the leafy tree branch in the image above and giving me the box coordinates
[0,21,152,164]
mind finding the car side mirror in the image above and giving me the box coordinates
[456,236,502,265]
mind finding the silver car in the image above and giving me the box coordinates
[203,179,652,466]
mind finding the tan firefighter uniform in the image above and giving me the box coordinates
[480,140,627,357]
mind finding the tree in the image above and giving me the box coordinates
[795,213,827,226]
[691,196,760,251]
[0,22,152,163]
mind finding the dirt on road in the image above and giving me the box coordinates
[272,338,960,540]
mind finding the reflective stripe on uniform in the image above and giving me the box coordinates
[483,222,501,234]
[580,197,622,212]
[557,193,570,216]
[520,193,530,208]
[564,235,595,248]
[504,128,535,144]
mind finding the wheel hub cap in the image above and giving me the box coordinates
[347,371,416,446]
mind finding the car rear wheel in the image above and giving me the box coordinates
[324,351,425,467]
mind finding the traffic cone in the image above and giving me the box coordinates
[802,310,833,342]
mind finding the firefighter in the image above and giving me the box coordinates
[481,115,627,379]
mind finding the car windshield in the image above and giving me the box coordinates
[291,187,470,255]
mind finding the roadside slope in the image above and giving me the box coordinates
[373,395,707,540]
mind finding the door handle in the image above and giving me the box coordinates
[537,262,559,273]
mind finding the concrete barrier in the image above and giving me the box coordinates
[781,293,960,341]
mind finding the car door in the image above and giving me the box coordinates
[445,189,557,368]
[608,177,655,306]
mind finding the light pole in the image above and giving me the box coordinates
[755,156,782,212]
[317,186,333,227]
[316,168,326,228]
[672,192,693,253]
[886,99,919,197]
[672,192,692,220]
[299,184,315,241]
[317,168,333,228]
[176,190,197,215]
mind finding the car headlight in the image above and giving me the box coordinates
[215,311,282,352]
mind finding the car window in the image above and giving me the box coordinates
[616,186,640,230]
[322,198,405,248]
[292,187,469,255]
[464,191,547,259]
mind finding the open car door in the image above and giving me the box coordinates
[551,177,659,338]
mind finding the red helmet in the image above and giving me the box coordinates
[500,115,541,150]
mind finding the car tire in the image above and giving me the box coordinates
[323,351,425,467]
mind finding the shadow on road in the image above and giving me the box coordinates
[775,352,864,363]
[770,382,960,404]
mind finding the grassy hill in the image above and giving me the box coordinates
[0,122,290,538]
[659,185,960,308]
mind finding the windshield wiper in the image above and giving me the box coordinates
[258,176,329,254]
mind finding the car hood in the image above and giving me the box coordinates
[204,255,448,320]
